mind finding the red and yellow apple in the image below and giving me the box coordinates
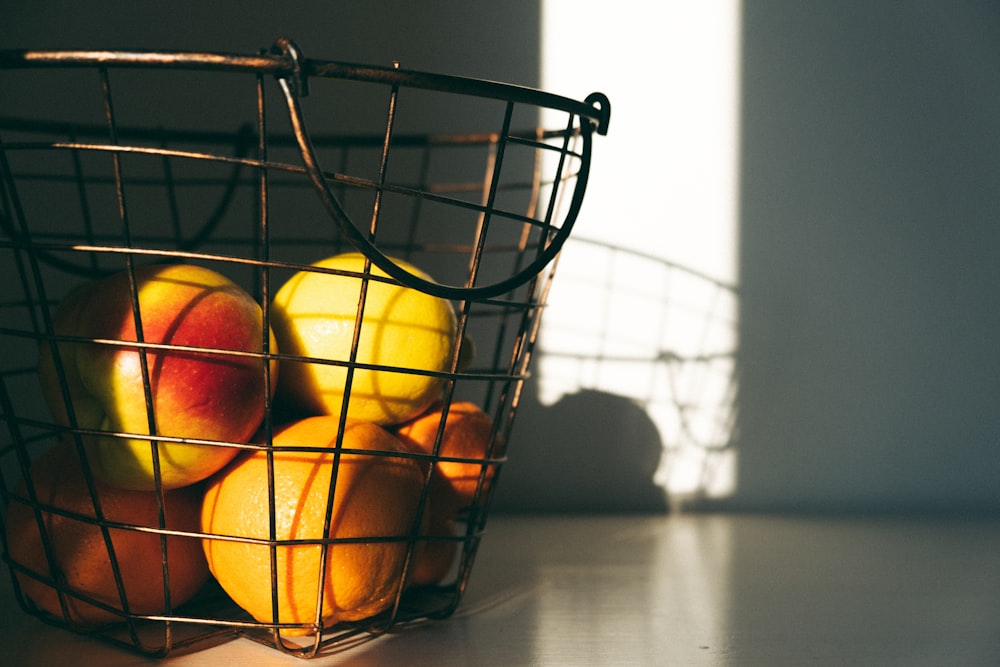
[37,263,277,490]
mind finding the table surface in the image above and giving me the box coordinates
[2,513,999,666]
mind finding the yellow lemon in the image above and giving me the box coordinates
[271,253,457,425]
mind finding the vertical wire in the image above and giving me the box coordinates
[159,130,183,246]
[472,139,498,273]
[465,100,515,291]
[402,142,433,261]
[368,62,400,242]
[369,70,435,630]
[334,145,351,255]
[0,139,50,366]
[257,62,286,647]
[536,116,578,263]
[513,126,545,257]
[95,65,155,649]
[0,142,42,360]
[67,128,101,275]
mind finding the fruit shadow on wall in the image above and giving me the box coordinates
[491,374,669,514]
[490,237,739,515]
[488,241,687,516]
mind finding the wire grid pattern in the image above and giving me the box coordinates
[0,41,607,658]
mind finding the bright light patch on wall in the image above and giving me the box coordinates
[538,2,742,505]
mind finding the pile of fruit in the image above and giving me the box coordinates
[4,252,497,636]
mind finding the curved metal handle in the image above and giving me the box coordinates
[273,40,603,301]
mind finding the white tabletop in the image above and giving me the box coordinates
[3,513,999,666]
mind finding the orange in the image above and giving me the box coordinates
[408,515,460,588]
[200,416,427,635]
[3,443,210,628]
[395,401,497,516]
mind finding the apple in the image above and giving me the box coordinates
[37,263,277,490]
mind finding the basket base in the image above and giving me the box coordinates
[12,578,465,659]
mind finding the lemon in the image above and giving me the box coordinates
[271,253,457,425]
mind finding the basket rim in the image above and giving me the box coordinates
[0,38,612,300]
[0,40,611,136]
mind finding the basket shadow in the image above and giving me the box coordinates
[490,377,669,514]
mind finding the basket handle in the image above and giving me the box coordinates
[272,39,605,301]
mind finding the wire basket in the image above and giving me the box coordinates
[0,38,609,658]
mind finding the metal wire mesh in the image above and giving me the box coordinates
[0,38,608,658]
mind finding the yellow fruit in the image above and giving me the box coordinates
[3,443,210,628]
[200,416,427,634]
[395,401,497,515]
[270,252,457,425]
